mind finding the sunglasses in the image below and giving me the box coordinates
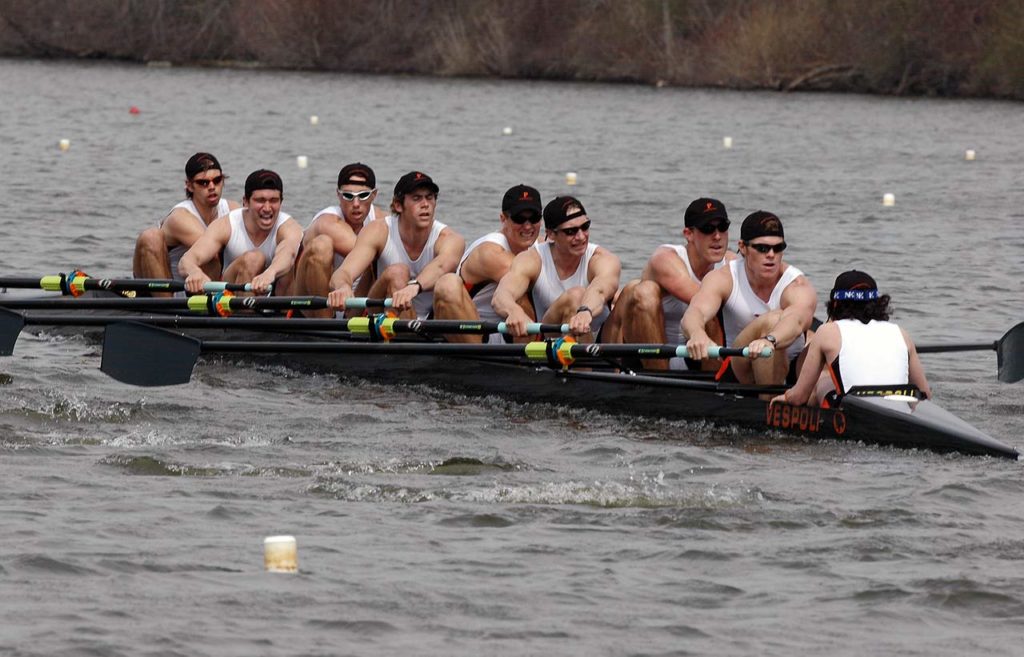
[695,220,730,235]
[510,212,541,225]
[746,241,787,254]
[552,220,591,236]
[339,189,376,201]
[192,175,225,187]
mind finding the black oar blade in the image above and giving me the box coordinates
[0,307,26,355]
[997,321,1024,384]
[101,322,201,386]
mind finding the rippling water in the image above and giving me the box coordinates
[1,60,1023,656]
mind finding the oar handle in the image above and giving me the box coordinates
[344,297,393,309]
[501,322,570,335]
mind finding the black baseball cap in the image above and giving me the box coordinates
[684,198,729,228]
[543,196,587,230]
[244,169,283,198]
[740,210,784,242]
[830,270,879,301]
[338,163,375,189]
[393,171,439,197]
[185,152,222,178]
[502,184,542,217]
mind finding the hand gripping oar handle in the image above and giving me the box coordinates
[344,297,393,309]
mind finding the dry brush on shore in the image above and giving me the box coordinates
[2,0,1022,99]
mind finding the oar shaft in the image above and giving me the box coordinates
[0,275,254,294]
[916,342,997,354]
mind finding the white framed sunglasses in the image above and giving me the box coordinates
[338,188,376,201]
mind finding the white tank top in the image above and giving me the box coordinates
[307,205,381,269]
[222,208,294,271]
[160,198,231,281]
[658,244,727,369]
[833,319,908,392]
[531,241,610,332]
[722,258,805,360]
[375,214,447,319]
[457,231,509,324]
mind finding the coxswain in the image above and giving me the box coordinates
[771,270,931,406]
[682,210,817,385]
[326,171,465,319]
[178,169,302,295]
[492,195,621,341]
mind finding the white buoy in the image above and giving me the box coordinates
[502,126,513,136]
[965,149,976,161]
[264,535,297,573]
[296,155,309,169]
[882,193,895,207]
[565,172,578,186]
[310,115,319,126]
[58,139,70,152]
[723,136,733,149]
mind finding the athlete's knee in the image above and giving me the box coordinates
[433,273,464,301]
[631,280,662,314]
[235,251,267,276]
[379,264,411,286]
[307,235,334,262]
[135,228,166,256]
[563,286,586,306]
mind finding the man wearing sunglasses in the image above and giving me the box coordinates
[605,197,736,369]
[327,171,465,319]
[132,152,240,293]
[433,184,543,343]
[682,210,817,386]
[179,169,303,295]
[492,195,621,340]
[289,163,385,316]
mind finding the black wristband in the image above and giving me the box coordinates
[576,305,593,316]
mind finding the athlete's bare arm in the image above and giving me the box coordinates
[573,248,621,335]
[903,327,932,399]
[773,322,839,406]
[250,218,302,293]
[179,216,233,293]
[327,219,389,308]
[492,249,542,336]
[461,242,515,287]
[391,227,466,310]
[682,267,733,359]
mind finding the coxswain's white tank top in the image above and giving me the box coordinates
[830,319,908,392]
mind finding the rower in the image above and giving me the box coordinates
[605,197,736,369]
[132,152,240,294]
[772,270,931,406]
[178,169,303,295]
[290,163,386,317]
[682,210,817,385]
[432,184,543,343]
[492,195,621,341]
[326,171,465,319]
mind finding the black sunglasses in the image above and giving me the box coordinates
[552,220,591,236]
[696,220,730,235]
[192,175,225,187]
[510,212,541,225]
[747,241,787,254]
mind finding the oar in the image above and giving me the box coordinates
[0,294,389,315]
[100,321,768,386]
[0,307,569,354]
[0,274,258,295]
[916,321,1024,383]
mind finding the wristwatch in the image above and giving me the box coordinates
[407,279,422,294]
[575,305,593,316]
[764,334,778,346]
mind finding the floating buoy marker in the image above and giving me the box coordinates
[129,106,140,115]
[296,155,309,169]
[310,115,319,126]
[882,193,895,207]
[264,535,297,573]
[965,149,976,161]
[723,136,733,149]
[565,172,578,186]
[58,139,70,152]
[502,126,513,136]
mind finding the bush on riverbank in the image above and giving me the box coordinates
[2,0,1022,99]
